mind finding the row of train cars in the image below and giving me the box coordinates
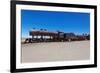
[22,32,90,43]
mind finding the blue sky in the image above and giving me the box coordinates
[21,9,90,38]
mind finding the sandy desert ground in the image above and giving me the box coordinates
[21,41,90,63]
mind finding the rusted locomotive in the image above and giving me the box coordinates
[24,29,90,43]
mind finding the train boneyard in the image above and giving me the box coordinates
[23,30,90,43]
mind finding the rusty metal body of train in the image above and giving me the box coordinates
[23,29,90,43]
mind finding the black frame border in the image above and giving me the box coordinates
[10,1,97,73]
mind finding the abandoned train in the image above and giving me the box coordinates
[23,30,90,43]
